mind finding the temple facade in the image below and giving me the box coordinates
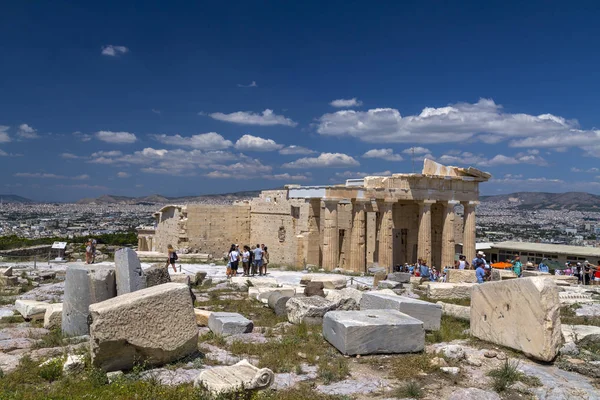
[138,160,490,272]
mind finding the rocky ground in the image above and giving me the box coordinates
[0,261,598,399]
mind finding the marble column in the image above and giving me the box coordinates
[322,199,339,271]
[306,199,321,266]
[417,200,434,263]
[350,201,367,273]
[366,211,377,267]
[377,200,395,272]
[462,201,478,263]
[441,201,458,269]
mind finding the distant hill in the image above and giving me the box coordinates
[0,195,34,204]
[76,189,266,205]
[481,192,600,211]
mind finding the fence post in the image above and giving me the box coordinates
[34,255,37,269]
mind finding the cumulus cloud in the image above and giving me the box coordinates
[0,126,10,143]
[316,98,585,146]
[91,150,123,158]
[282,152,359,169]
[152,132,233,150]
[437,151,548,167]
[17,124,39,139]
[237,81,258,88]
[234,134,283,152]
[0,149,7,157]
[117,172,130,178]
[60,153,81,159]
[73,131,92,142]
[266,173,309,181]
[330,98,363,108]
[334,170,392,179]
[279,145,316,155]
[14,172,89,180]
[209,109,297,127]
[95,131,137,144]
[402,146,430,155]
[101,45,129,56]
[362,148,403,161]
[571,167,599,173]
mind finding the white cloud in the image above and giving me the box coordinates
[237,81,258,88]
[362,148,403,161]
[58,184,109,191]
[209,109,297,127]
[571,167,599,173]
[402,146,430,155]
[152,109,161,115]
[334,170,392,179]
[14,172,89,180]
[234,134,283,152]
[152,132,233,150]
[91,150,123,158]
[0,149,7,157]
[117,172,130,178]
[73,174,90,180]
[0,126,10,143]
[95,131,137,144]
[437,151,547,167]
[101,45,129,57]
[316,98,583,145]
[60,153,81,159]
[73,131,92,142]
[283,153,360,169]
[17,124,39,139]
[279,145,316,155]
[330,98,363,108]
[265,173,309,181]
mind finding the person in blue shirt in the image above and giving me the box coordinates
[472,251,486,270]
[538,259,549,273]
[419,260,430,279]
[476,264,486,283]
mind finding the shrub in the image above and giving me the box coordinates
[487,359,523,392]
[395,380,423,398]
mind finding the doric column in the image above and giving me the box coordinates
[417,200,435,263]
[306,199,321,266]
[377,200,395,272]
[350,200,367,273]
[462,201,478,263]
[321,199,339,271]
[441,201,458,269]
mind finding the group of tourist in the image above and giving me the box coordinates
[554,260,600,285]
[85,238,97,264]
[226,244,270,278]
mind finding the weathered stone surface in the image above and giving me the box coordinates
[437,301,470,321]
[193,271,207,286]
[0,276,18,286]
[287,296,337,325]
[491,269,518,281]
[144,264,171,287]
[193,359,274,394]
[63,354,85,375]
[300,274,346,289]
[325,288,363,305]
[170,273,191,286]
[387,272,411,283]
[377,280,401,289]
[15,300,50,320]
[409,276,421,288]
[562,324,600,343]
[447,387,500,400]
[446,269,477,283]
[208,312,254,336]
[426,282,475,300]
[268,292,291,316]
[522,270,551,278]
[471,277,561,362]
[304,281,325,297]
[372,270,387,288]
[89,283,198,372]
[323,310,424,355]
[230,276,278,289]
[360,292,442,330]
[62,264,116,336]
[194,309,212,326]
[0,267,13,276]
[114,247,145,295]
[256,287,295,303]
[43,303,63,330]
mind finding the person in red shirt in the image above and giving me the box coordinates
[594,261,600,285]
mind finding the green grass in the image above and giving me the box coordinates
[0,315,24,324]
[316,350,350,384]
[395,380,423,399]
[487,359,541,392]
[196,293,287,328]
[31,329,69,350]
[389,353,439,380]
[426,315,470,343]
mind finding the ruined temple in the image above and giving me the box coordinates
[138,160,490,272]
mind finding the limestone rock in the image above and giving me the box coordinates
[43,303,63,330]
[268,292,291,317]
[193,359,274,394]
[426,282,474,300]
[114,247,145,295]
[62,264,117,336]
[446,269,477,283]
[170,273,191,286]
[522,270,551,278]
[256,287,295,303]
[144,264,171,287]
[332,298,359,311]
[230,276,278,289]
[360,292,442,330]
[387,272,411,283]
[377,280,401,289]
[559,341,579,356]
[372,270,387,288]
[300,274,346,289]
[436,301,470,321]
[447,387,501,400]
[323,310,424,355]
[63,354,85,374]
[107,370,124,383]
[89,282,198,372]
[470,277,561,362]
[441,366,460,375]
[194,271,207,286]
[326,288,363,306]
[1,267,13,276]
[208,312,254,336]
[15,299,50,320]
[286,296,337,325]
[437,344,465,360]
[562,324,600,343]
[304,281,325,297]
[194,309,212,327]
[491,269,517,281]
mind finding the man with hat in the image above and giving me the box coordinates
[472,251,486,270]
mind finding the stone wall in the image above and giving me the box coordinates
[153,206,184,254]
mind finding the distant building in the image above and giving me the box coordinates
[486,241,600,265]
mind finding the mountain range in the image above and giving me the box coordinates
[75,190,265,205]
[0,195,35,204]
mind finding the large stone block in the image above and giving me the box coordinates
[256,287,296,303]
[304,281,325,297]
[230,276,278,289]
[300,274,346,289]
[436,301,470,321]
[144,264,171,287]
[522,270,551,278]
[426,282,475,300]
[0,266,13,276]
[208,312,254,336]
[323,310,424,355]
[471,277,561,362]
[286,296,337,325]
[372,271,387,288]
[43,303,63,330]
[89,283,198,372]
[325,288,364,305]
[62,264,117,336]
[446,269,477,283]
[378,280,401,289]
[267,292,291,316]
[360,292,442,330]
[194,309,212,326]
[194,359,274,394]
[491,269,517,281]
[114,247,145,295]
[387,272,411,283]
[15,299,50,320]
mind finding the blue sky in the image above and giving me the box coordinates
[2,1,600,202]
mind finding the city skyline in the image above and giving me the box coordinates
[2,2,600,202]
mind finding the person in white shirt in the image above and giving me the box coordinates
[242,245,251,276]
[227,244,240,278]
[252,244,263,276]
